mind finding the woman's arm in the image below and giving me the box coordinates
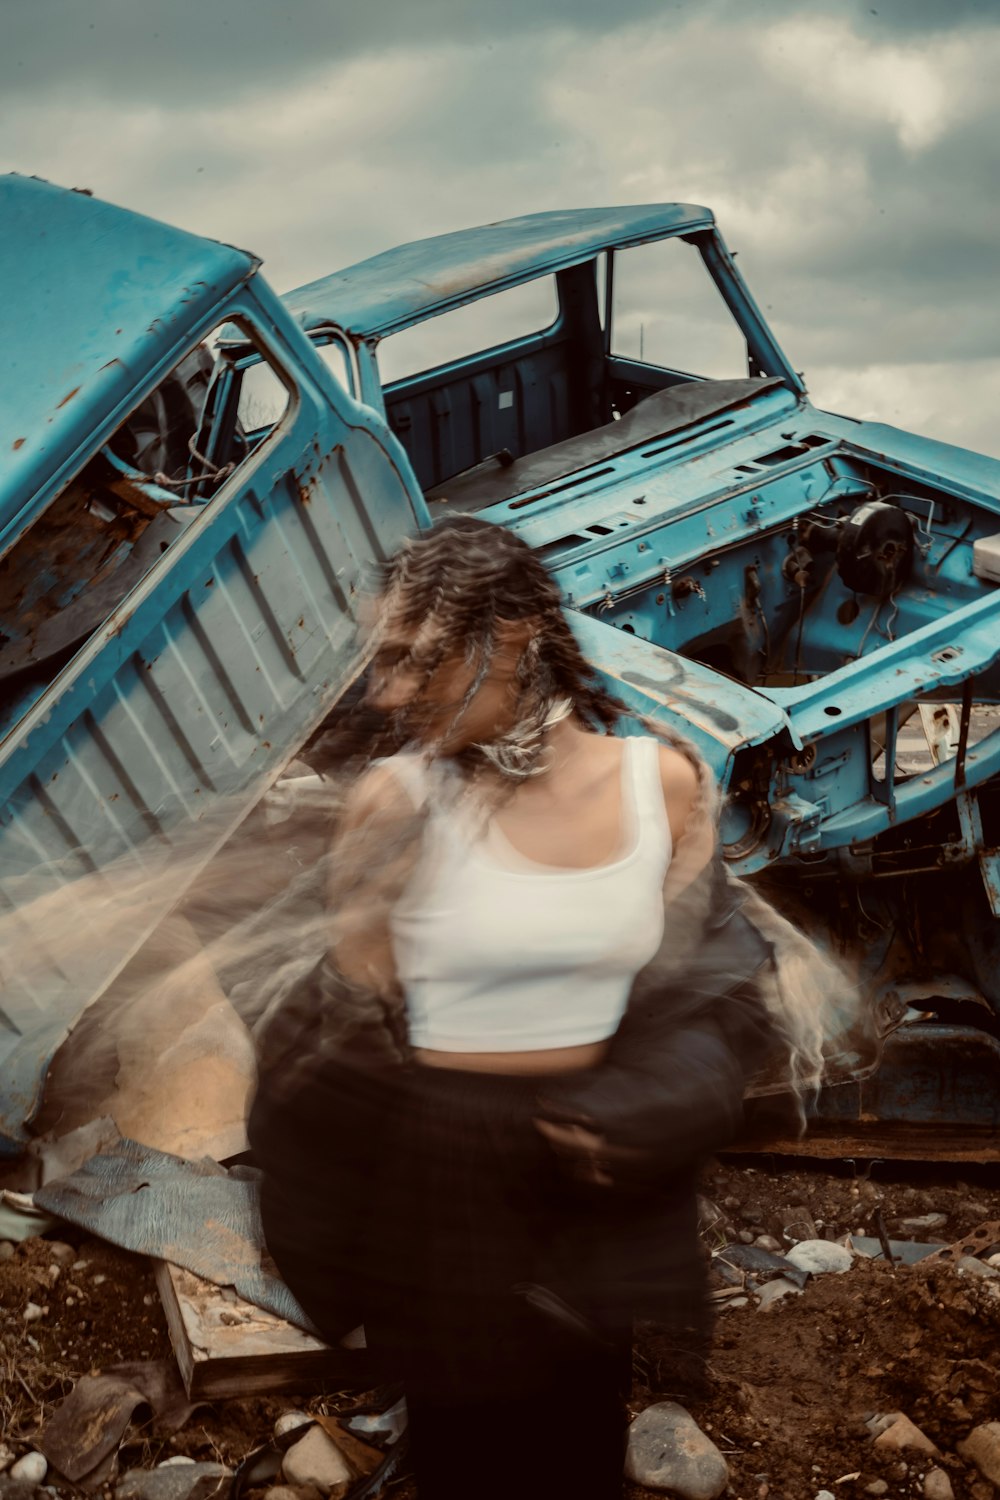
[658,741,701,849]
[536,743,775,1186]
[327,761,419,995]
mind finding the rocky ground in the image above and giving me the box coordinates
[2,1155,999,1499]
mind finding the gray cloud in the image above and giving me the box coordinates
[0,0,689,103]
[842,0,1000,32]
[3,0,999,456]
[4,0,998,110]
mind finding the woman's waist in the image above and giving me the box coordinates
[403,971,634,1054]
[412,1038,611,1076]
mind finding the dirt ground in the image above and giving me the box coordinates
[633,1157,1000,1500]
[2,1155,999,1499]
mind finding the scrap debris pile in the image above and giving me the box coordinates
[2,1156,1000,1500]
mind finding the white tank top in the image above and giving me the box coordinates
[385,737,672,1052]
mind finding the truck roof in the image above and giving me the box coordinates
[282,203,714,340]
[0,176,259,553]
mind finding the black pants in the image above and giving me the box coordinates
[255,1062,699,1500]
[363,1065,633,1498]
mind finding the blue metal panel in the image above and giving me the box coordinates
[696,231,806,396]
[821,415,1000,510]
[772,590,1000,739]
[570,609,790,777]
[0,276,428,1152]
[0,176,258,555]
[283,205,714,338]
[485,383,806,601]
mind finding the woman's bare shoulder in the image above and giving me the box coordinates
[656,741,705,845]
[340,755,424,831]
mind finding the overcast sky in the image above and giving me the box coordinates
[4,0,1000,457]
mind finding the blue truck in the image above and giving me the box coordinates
[3,174,999,1157]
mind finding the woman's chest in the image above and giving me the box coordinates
[490,771,626,869]
[393,832,665,979]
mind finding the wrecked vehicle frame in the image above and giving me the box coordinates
[2,178,999,1158]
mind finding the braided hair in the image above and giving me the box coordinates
[368,514,627,778]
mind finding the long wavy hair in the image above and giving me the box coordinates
[307,514,629,780]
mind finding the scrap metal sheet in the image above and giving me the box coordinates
[35,1137,312,1331]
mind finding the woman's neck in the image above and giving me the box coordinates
[538,715,589,772]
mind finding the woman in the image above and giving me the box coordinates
[250,516,824,1500]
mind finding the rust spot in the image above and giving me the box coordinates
[297,617,305,628]
[55,386,80,409]
[262,741,271,749]
[12,437,25,450]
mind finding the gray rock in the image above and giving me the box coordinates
[753,1234,783,1253]
[957,1422,1000,1486]
[697,1196,724,1233]
[116,1461,232,1500]
[44,1241,76,1265]
[956,1255,1000,1279]
[815,1491,836,1500]
[785,1240,853,1276]
[899,1213,948,1235]
[756,1277,804,1310]
[625,1401,728,1499]
[863,1482,888,1496]
[281,1429,351,1495]
[779,1205,819,1243]
[273,1413,311,1442]
[923,1468,954,1500]
[9,1457,46,1487]
[867,1412,938,1455]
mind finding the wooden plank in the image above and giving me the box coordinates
[153,1259,372,1399]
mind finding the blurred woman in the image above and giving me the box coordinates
[250,516,829,1500]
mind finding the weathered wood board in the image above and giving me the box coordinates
[154,1259,372,1398]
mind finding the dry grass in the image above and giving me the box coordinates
[0,1327,53,1442]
